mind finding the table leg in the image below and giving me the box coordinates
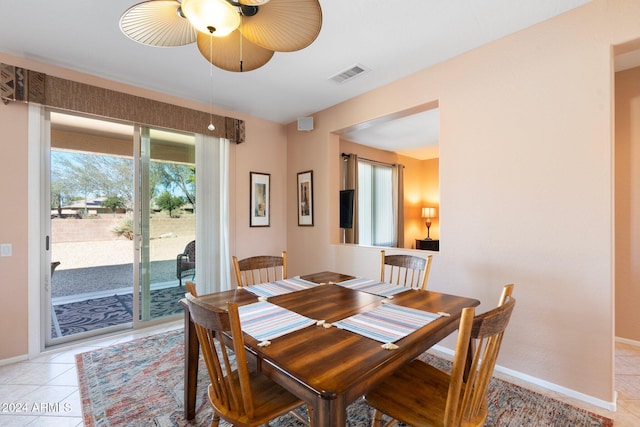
[184,307,200,420]
[311,395,346,427]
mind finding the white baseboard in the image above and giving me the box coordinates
[0,354,28,367]
[616,336,640,347]
[432,344,617,412]
[493,364,616,412]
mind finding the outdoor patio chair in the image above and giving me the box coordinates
[176,240,195,286]
[51,261,62,338]
[51,261,61,276]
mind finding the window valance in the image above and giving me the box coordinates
[0,63,244,143]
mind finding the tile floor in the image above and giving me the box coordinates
[0,320,182,426]
[0,323,638,426]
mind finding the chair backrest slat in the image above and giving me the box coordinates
[227,302,255,418]
[380,250,432,290]
[233,252,287,287]
[444,306,475,426]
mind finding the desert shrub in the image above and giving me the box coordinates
[113,217,134,240]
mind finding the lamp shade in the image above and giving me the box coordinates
[181,0,241,37]
[421,207,436,218]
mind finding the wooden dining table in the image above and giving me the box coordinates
[181,271,480,426]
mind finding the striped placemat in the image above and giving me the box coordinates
[244,276,319,298]
[335,277,410,297]
[237,301,316,341]
[333,303,441,343]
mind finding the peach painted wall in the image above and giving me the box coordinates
[231,119,289,271]
[615,66,640,341]
[0,52,287,360]
[0,100,29,358]
[417,158,439,242]
[287,0,640,405]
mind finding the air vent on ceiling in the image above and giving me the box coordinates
[329,64,369,84]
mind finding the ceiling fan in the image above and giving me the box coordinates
[119,0,322,72]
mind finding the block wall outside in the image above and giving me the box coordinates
[51,214,195,242]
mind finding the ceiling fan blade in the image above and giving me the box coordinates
[196,30,274,72]
[240,0,322,52]
[120,0,196,47]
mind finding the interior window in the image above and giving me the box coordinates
[338,103,439,249]
[358,160,394,246]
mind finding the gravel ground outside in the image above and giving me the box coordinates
[51,236,195,297]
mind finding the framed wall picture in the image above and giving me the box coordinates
[250,172,270,227]
[297,170,314,226]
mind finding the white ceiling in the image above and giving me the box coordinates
[342,109,441,160]
[1,0,591,156]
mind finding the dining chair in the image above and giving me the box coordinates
[364,285,516,427]
[380,250,432,290]
[177,240,196,286]
[185,292,310,427]
[185,281,198,297]
[233,251,287,287]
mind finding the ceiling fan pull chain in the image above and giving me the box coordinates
[208,29,215,131]
[240,17,244,72]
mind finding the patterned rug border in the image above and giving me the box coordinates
[76,329,614,427]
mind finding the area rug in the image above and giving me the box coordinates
[76,329,614,427]
[53,286,186,337]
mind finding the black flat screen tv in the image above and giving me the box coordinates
[339,189,355,229]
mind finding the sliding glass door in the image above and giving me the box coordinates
[47,112,136,344]
[45,111,195,345]
[137,126,196,323]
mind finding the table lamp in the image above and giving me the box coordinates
[421,207,436,240]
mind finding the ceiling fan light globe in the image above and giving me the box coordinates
[181,0,240,37]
